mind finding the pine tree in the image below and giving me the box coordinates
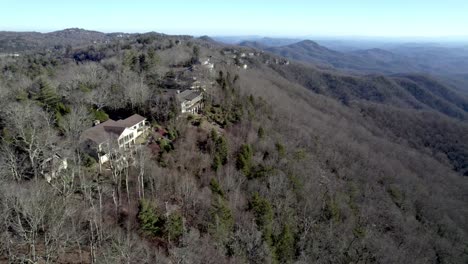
[216,135,228,165]
[275,224,295,263]
[138,199,164,236]
[250,193,274,245]
[236,144,253,176]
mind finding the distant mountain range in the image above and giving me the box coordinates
[239,39,468,76]
[0,28,114,52]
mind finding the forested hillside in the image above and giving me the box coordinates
[0,30,467,263]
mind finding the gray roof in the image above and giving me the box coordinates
[176,90,202,102]
[81,119,120,145]
[114,114,146,128]
[80,114,146,145]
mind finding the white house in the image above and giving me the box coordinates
[80,114,149,164]
[176,90,203,114]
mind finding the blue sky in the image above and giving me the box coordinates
[1,0,468,37]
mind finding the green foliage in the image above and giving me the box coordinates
[248,94,255,104]
[274,224,295,263]
[167,127,178,140]
[250,193,274,245]
[236,144,253,176]
[147,49,160,64]
[212,154,221,171]
[353,226,366,238]
[192,46,200,60]
[165,212,184,242]
[210,178,225,198]
[388,186,404,208]
[258,126,265,139]
[215,135,228,165]
[275,142,286,158]
[91,108,109,122]
[347,183,360,216]
[209,179,233,243]
[210,131,228,171]
[137,35,155,45]
[15,90,28,102]
[250,164,275,179]
[323,197,341,223]
[138,199,165,236]
[81,152,96,167]
[78,81,96,92]
[293,149,306,161]
[191,117,202,127]
[123,49,158,73]
[210,129,218,140]
[157,138,173,152]
[287,174,303,194]
[36,78,59,108]
[210,195,234,242]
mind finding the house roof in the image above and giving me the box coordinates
[80,114,147,145]
[176,90,202,102]
[114,114,146,128]
[81,120,120,145]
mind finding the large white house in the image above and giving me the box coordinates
[80,114,148,164]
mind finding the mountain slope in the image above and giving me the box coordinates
[0,29,467,263]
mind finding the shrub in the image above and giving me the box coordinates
[81,152,96,167]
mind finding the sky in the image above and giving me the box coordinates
[1,0,468,38]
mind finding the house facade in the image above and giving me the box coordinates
[176,90,204,114]
[80,114,149,164]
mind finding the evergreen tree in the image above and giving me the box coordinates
[165,212,184,243]
[37,79,59,109]
[236,144,253,176]
[250,193,274,245]
[212,154,221,171]
[275,224,295,263]
[138,199,164,236]
[258,126,265,139]
[215,135,228,165]
[209,179,233,243]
